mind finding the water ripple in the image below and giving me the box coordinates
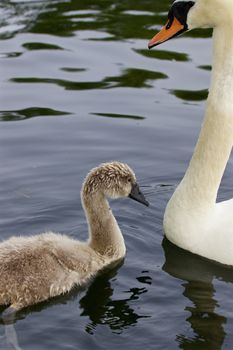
[0,107,71,121]
[11,68,167,91]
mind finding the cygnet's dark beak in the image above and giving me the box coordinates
[129,183,149,207]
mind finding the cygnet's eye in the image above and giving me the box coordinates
[127,177,132,183]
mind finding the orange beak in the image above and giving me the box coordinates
[148,17,185,49]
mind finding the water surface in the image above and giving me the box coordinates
[0,1,233,349]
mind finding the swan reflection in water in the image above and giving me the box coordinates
[162,238,233,350]
[79,262,150,334]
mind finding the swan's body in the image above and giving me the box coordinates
[0,162,148,316]
[149,0,233,265]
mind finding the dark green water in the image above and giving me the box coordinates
[0,1,233,349]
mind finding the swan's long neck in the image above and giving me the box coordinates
[176,25,233,208]
[82,192,126,258]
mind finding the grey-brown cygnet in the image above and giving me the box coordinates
[0,162,148,318]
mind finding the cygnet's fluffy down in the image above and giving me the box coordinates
[0,162,148,317]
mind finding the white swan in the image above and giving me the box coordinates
[149,0,233,265]
[0,162,148,317]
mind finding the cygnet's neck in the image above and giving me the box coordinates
[175,25,233,208]
[82,191,126,259]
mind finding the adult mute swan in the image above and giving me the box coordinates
[0,162,148,318]
[149,0,233,265]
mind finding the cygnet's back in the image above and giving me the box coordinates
[0,162,148,318]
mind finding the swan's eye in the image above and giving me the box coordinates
[169,1,195,27]
[127,177,131,183]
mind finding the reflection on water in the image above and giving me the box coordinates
[0,0,48,39]
[162,239,233,350]
[180,281,226,350]
[135,49,190,62]
[80,266,150,335]
[198,65,212,71]
[0,107,71,121]
[22,42,63,51]
[11,68,167,91]
[171,89,208,102]
[0,0,212,42]
[92,112,145,120]
[30,0,168,40]
[10,77,109,91]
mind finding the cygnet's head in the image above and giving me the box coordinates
[148,0,232,49]
[82,162,149,206]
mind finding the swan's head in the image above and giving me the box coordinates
[82,162,149,206]
[148,0,232,49]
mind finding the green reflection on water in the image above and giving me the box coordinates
[0,107,71,121]
[60,67,87,72]
[104,68,167,88]
[172,89,208,102]
[91,112,145,120]
[30,0,168,40]
[11,68,167,90]
[135,49,189,62]
[26,0,211,41]
[198,65,212,71]
[0,0,212,41]
[22,42,64,51]
[10,77,108,90]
